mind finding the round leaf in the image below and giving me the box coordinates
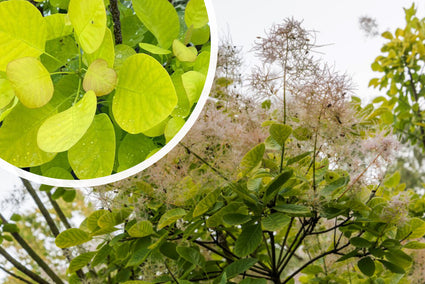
[7,57,54,108]
[114,44,136,73]
[139,43,171,55]
[45,13,73,41]
[68,114,115,179]
[68,0,106,54]
[83,59,117,97]
[128,220,154,238]
[84,28,115,68]
[37,90,97,153]
[0,0,47,71]
[132,0,180,48]
[185,0,209,29]
[358,257,375,277]
[55,228,91,248]
[173,39,197,62]
[117,133,157,172]
[112,54,177,133]
[0,73,15,109]
[164,117,185,143]
[181,70,206,107]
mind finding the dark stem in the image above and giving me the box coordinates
[21,179,60,237]
[0,265,35,284]
[0,247,50,284]
[0,214,64,284]
[109,0,123,44]
[281,242,351,284]
[46,191,72,229]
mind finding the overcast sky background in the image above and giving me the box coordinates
[0,0,423,200]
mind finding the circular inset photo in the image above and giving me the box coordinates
[0,0,217,187]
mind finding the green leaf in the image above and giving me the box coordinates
[86,210,108,232]
[164,117,185,143]
[112,54,177,133]
[139,43,171,55]
[68,0,106,53]
[62,189,76,202]
[133,0,179,48]
[239,143,265,177]
[206,202,247,228]
[273,204,310,216]
[44,13,73,41]
[92,244,112,267]
[97,211,116,228]
[378,259,405,274]
[234,223,262,257]
[83,59,117,97]
[350,237,373,248]
[194,51,210,75]
[117,133,157,172]
[286,152,311,166]
[114,44,136,73]
[358,257,375,277]
[262,213,290,231]
[142,117,169,137]
[10,214,21,222]
[37,90,97,153]
[181,70,206,107]
[336,249,358,262]
[41,35,79,72]
[3,224,19,233]
[302,265,324,275]
[269,123,292,146]
[193,189,221,217]
[68,251,96,273]
[176,246,205,267]
[128,221,154,238]
[223,214,251,225]
[68,113,115,179]
[173,39,197,62]
[55,228,92,248]
[0,0,47,71]
[185,0,209,29]
[223,258,258,279]
[157,208,186,230]
[407,218,425,238]
[292,126,312,141]
[263,169,293,203]
[404,241,425,249]
[321,176,349,197]
[171,69,191,118]
[84,28,115,68]
[240,278,267,284]
[0,82,14,116]
[126,238,151,267]
[121,15,147,48]
[6,57,53,108]
[191,25,210,46]
[385,249,412,268]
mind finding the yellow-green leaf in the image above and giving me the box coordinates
[117,133,157,172]
[142,117,169,137]
[181,70,206,107]
[83,59,117,97]
[128,221,154,238]
[37,91,97,153]
[0,0,47,71]
[0,73,15,109]
[68,114,115,179]
[132,0,179,48]
[173,39,197,62]
[114,44,136,73]
[185,0,209,29]
[45,13,73,41]
[6,57,53,108]
[239,143,265,177]
[112,54,177,133]
[84,28,115,68]
[164,117,185,143]
[68,0,106,53]
[157,208,186,230]
[139,43,171,55]
[55,228,92,248]
[68,252,96,273]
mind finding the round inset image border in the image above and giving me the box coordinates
[0,0,218,188]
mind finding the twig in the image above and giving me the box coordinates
[0,265,35,284]
[109,0,123,44]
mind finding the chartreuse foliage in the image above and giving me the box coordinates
[0,0,211,180]
[54,113,425,283]
[370,4,425,151]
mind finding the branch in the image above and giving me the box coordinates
[21,179,60,237]
[46,191,72,230]
[281,242,350,284]
[309,217,352,235]
[109,0,122,44]
[0,247,50,284]
[0,265,35,284]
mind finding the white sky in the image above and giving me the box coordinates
[213,0,422,101]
